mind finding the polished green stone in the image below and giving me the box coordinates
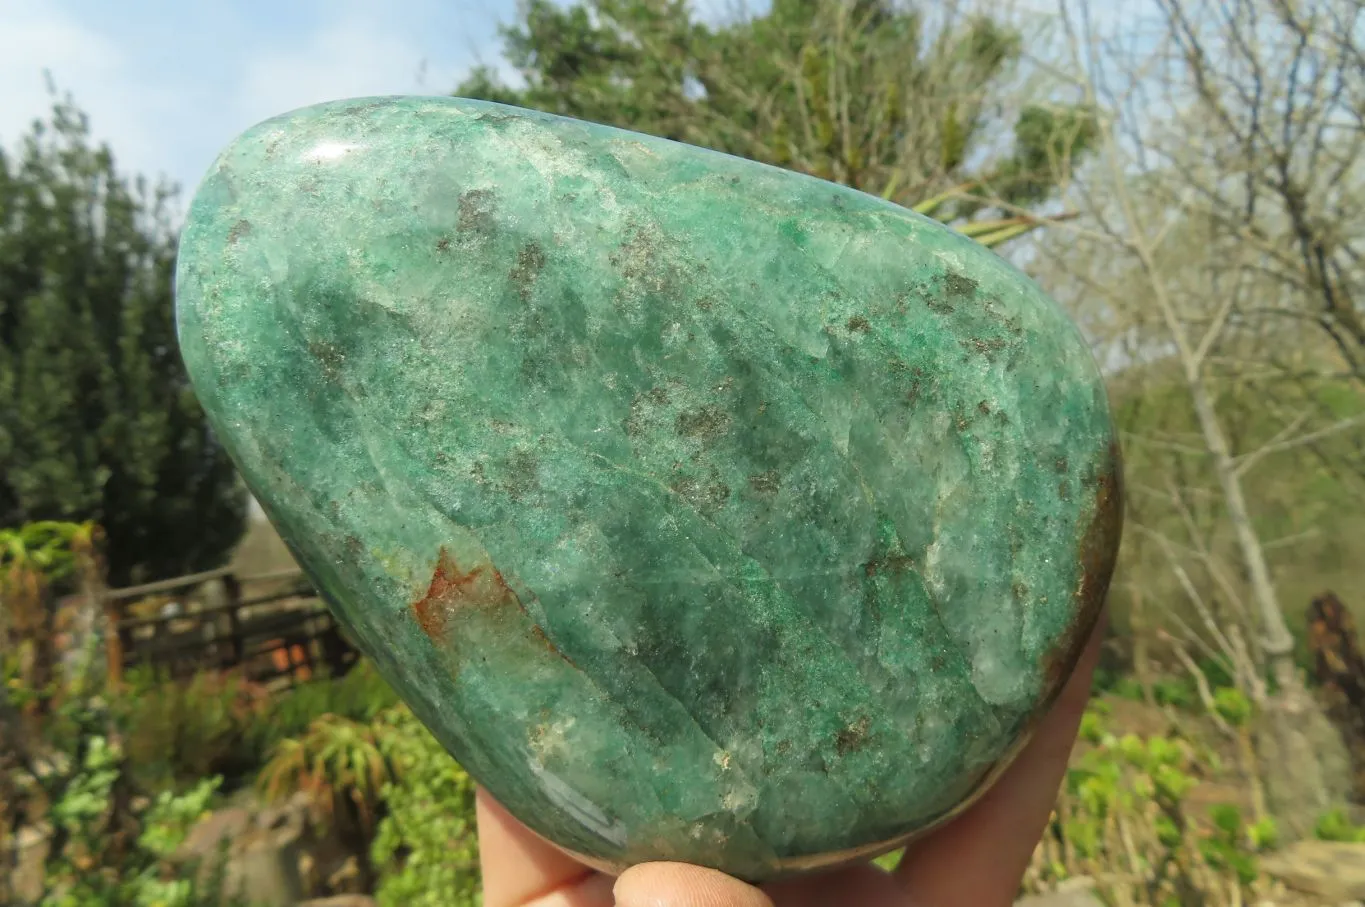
[175,96,1122,881]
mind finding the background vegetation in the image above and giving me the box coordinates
[2,0,1364,904]
[0,96,246,588]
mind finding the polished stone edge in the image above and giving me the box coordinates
[553,722,1029,882]
[553,439,1125,884]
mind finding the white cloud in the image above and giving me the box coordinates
[0,0,512,203]
[1011,0,1156,30]
[232,16,438,130]
[0,1,178,184]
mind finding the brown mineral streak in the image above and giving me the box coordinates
[1041,440,1124,692]
[411,547,577,667]
[530,623,580,670]
[863,553,914,578]
[411,546,524,637]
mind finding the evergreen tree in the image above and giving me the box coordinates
[460,0,1096,221]
[0,95,245,586]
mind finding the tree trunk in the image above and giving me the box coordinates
[1176,329,1350,837]
[1307,593,1365,800]
[67,526,109,695]
[1184,372,1298,685]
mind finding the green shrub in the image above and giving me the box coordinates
[253,699,481,906]
[1030,705,1271,905]
[1110,676,1148,702]
[1152,677,1197,709]
[112,659,399,793]
[248,658,398,756]
[1314,807,1365,842]
[371,705,480,907]
[871,848,903,871]
[1212,687,1252,728]
[5,657,255,906]
[114,668,266,791]
[37,727,237,907]
[1200,805,1259,886]
[257,711,396,841]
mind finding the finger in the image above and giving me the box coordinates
[615,862,775,907]
[477,788,614,907]
[893,608,1106,907]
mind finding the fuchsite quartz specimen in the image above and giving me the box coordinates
[175,95,1122,882]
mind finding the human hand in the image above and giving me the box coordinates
[476,611,1104,907]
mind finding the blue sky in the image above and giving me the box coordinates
[2,0,1141,213]
[1,0,523,199]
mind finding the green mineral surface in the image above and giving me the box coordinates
[175,95,1122,881]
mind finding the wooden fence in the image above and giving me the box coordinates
[103,566,358,689]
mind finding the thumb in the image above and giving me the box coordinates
[613,862,775,907]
